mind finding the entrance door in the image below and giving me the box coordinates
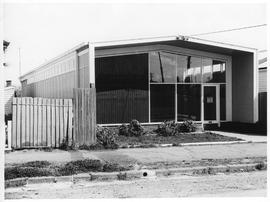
[203,85,219,123]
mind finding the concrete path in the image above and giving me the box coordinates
[5,142,267,165]
[211,131,267,143]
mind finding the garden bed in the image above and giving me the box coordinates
[116,132,243,148]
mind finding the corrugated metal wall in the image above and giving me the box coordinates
[21,52,77,99]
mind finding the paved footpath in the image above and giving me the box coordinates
[5,142,267,165]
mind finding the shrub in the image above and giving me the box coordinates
[176,120,196,133]
[129,120,144,136]
[155,120,178,136]
[119,124,129,136]
[155,120,196,136]
[21,161,51,168]
[96,126,119,149]
[5,167,53,180]
[118,120,145,137]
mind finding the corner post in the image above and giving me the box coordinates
[89,43,95,88]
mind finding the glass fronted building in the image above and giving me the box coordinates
[20,36,258,126]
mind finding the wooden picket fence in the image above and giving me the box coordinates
[73,88,96,146]
[11,97,73,148]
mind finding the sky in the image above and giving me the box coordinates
[3,2,267,86]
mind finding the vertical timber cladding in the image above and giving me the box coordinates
[73,88,96,146]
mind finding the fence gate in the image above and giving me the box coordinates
[11,97,73,149]
[73,88,96,146]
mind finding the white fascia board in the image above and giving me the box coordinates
[188,36,258,53]
[92,36,177,48]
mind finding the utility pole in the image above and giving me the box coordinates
[19,48,22,97]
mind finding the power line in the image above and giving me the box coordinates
[190,24,267,37]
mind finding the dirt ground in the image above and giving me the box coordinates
[5,171,266,199]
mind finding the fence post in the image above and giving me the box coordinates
[73,88,96,146]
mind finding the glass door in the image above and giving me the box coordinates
[203,85,219,122]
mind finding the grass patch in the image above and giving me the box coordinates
[5,158,133,180]
[21,161,51,168]
[5,167,54,180]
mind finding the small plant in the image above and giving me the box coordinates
[118,120,145,137]
[59,139,77,151]
[96,126,119,149]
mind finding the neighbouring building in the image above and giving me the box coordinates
[4,80,15,116]
[19,36,259,126]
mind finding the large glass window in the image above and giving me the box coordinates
[176,55,188,82]
[150,84,175,122]
[202,58,213,83]
[149,52,177,83]
[183,56,202,83]
[177,84,201,121]
[95,54,149,124]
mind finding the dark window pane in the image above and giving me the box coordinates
[220,84,226,120]
[177,84,201,121]
[204,86,216,120]
[95,54,149,124]
[150,52,176,83]
[212,60,226,82]
[150,84,175,122]
[184,57,201,83]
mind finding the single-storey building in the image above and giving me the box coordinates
[20,35,258,126]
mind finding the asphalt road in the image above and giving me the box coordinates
[5,171,267,199]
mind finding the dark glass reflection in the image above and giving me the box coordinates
[95,54,149,124]
[184,57,201,83]
[177,84,201,121]
[150,84,175,122]
[149,52,176,83]
[212,60,226,83]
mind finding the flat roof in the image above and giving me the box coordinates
[20,35,257,80]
